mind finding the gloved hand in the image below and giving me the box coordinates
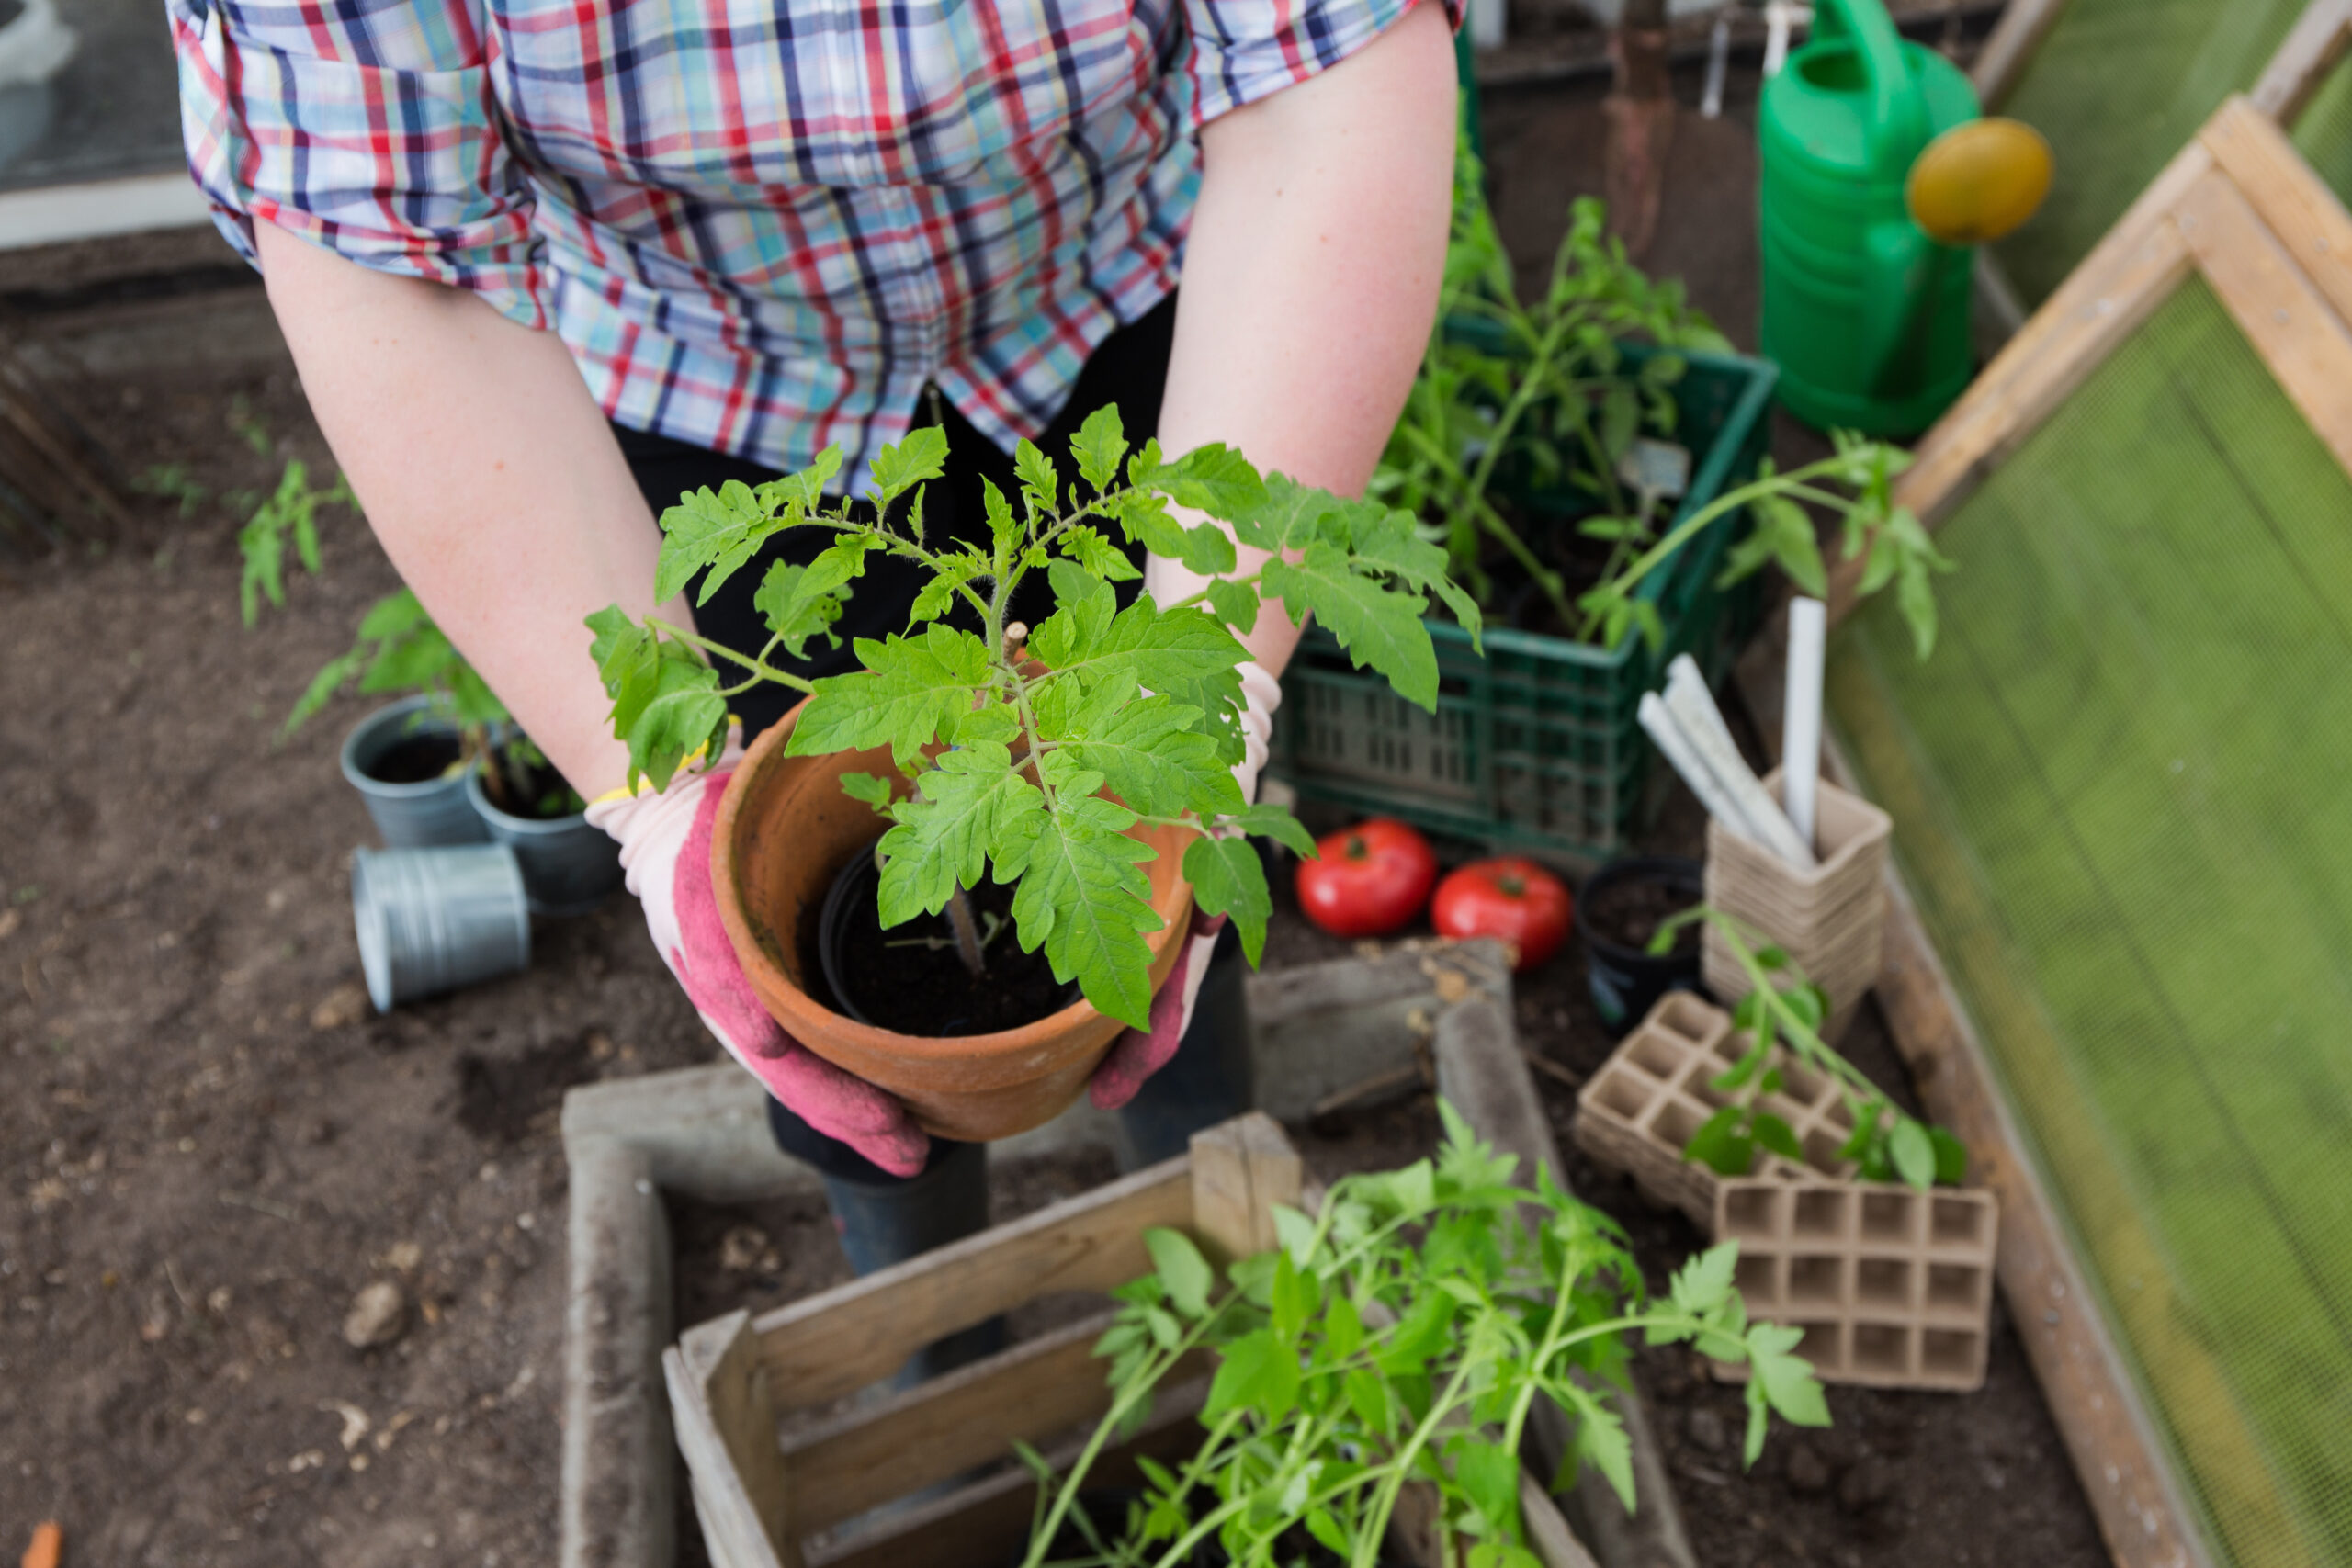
[1090,660,1281,1111]
[589,749,930,1178]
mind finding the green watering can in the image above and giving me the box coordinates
[1758,0,2050,437]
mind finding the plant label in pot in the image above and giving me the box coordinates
[590,408,1478,1140]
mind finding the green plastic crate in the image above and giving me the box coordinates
[1270,346,1778,864]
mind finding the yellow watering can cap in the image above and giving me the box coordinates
[1905,118,2054,246]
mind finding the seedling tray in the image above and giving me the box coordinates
[1271,345,1778,863]
[1571,991,1855,1227]
[1713,1177,1999,1393]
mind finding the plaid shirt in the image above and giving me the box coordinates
[173,0,1442,491]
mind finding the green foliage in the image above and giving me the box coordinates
[1018,1102,1828,1568]
[590,406,1461,1027]
[1374,141,1948,659]
[286,587,509,739]
[235,460,356,626]
[134,464,209,518]
[1652,908,1967,1191]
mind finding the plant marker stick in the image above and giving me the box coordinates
[1782,596,1827,852]
[1638,693,1759,840]
[1662,659,1815,869]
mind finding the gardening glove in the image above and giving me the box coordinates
[1091,660,1281,1111]
[589,745,930,1178]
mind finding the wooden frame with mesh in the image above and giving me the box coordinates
[1738,96,2352,1568]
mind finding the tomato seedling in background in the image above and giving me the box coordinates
[1294,818,1437,939]
[1432,857,1572,971]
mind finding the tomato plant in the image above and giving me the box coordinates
[1293,818,1437,939]
[1432,857,1572,972]
[590,408,1477,1028]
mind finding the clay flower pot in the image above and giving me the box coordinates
[710,697,1194,1142]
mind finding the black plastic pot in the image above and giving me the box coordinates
[1577,854,1703,1038]
[816,846,1081,1034]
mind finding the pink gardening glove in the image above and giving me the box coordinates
[1090,660,1281,1111]
[589,750,930,1178]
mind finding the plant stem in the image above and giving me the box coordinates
[645,618,816,692]
[944,886,988,977]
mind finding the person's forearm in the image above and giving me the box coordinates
[1149,0,1456,675]
[254,224,670,800]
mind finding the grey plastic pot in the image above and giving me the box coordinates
[353,844,531,1011]
[464,763,623,916]
[340,697,490,849]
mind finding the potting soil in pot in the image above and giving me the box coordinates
[821,851,1080,1036]
[366,730,464,784]
[1582,872,1697,956]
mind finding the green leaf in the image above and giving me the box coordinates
[1072,405,1129,495]
[1057,523,1141,582]
[1045,685,1241,819]
[910,547,986,623]
[981,479,1019,562]
[1204,1326,1299,1423]
[585,607,731,792]
[996,792,1163,1029]
[1227,802,1317,857]
[1343,1367,1391,1438]
[1183,834,1272,965]
[1449,1436,1521,1537]
[1033,597,1247,719]
[840,772,895,809]
[1204,577,1260,634]
[1013,439,1061,521]
[752,560,852,660]
[1568,1388,1636,1513]
[1227,472,1341,552]
[875,746,1045,923]
[1670,1242,1740,1318]
[1680,1107,1756,1178]
[659,480,781,604]
[1754,1113,1804,1164]
[1140,441,1266,520]
[284,648,368,734]
[1897,547,1939,660]
[1929,1125,1970,1185]
[867,425,948,506]
[1271,1203,1317,1266]
[1261,542,1438,709]
[1747,1321,1832,1431]
[1145,1227,1214,1319]
[1176,523,1238,576]
[784,625,994,764]
[762,445,844,513]
[1889,1117,1937,1191]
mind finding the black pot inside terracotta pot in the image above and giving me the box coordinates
[817,843,1080,1037]
[1577,853,1703,1038]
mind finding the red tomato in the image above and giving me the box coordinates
[1431,858,1573,972]
[1295,818,1438,939]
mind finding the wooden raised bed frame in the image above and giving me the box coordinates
[664,1111,1596,1568]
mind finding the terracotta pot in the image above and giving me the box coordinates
[710,698,1194,1142]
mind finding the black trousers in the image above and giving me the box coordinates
[611,295,1251,1189]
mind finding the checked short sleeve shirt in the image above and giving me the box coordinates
[173,0,1442,492]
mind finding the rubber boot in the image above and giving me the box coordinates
[820,1138,1005,1388]
[1115,922,1256,1168]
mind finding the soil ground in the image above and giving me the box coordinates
[0,31,2107,1568]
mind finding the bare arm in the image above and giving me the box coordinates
[1148,0,1457,674]
[254,224,673,801]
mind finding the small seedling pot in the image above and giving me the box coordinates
[711,697,1194,1144]
[352,844,531,1011]
[339,696,491,849]
[1702,769,1891,1043]
[1577,854,1703,1038]
[464,765,623,917]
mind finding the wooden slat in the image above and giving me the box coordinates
[2251,0,2352,122]
[745,1158,1193,1408]
[781,1314,1208,1533]
[1971,0,2073,109]
[1188,1111,1303,1264]
[1827,145,2208,620]
[2201,96,2352,333]
[808,1380,1211,1568]
[2172,162,2352,474]
[666,1316,797,1568]
[1728,654,2220,1568]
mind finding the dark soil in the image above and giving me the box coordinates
[1583,870,1701,955]
[820,851,1077,1036]
[364,731,464,786]
[0,24,2103,1568]
[478,751,585,823]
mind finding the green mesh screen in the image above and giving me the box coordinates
[1994,0,2310,306]
[2291,58,2352,207]
[1829,276,2352,1568]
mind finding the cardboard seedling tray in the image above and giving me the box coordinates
[1703,772,1892,1042]
[1571,992,1855,1228]
[1712,1176,1998,1393]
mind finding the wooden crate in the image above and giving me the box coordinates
[664,1112,1594,1568]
